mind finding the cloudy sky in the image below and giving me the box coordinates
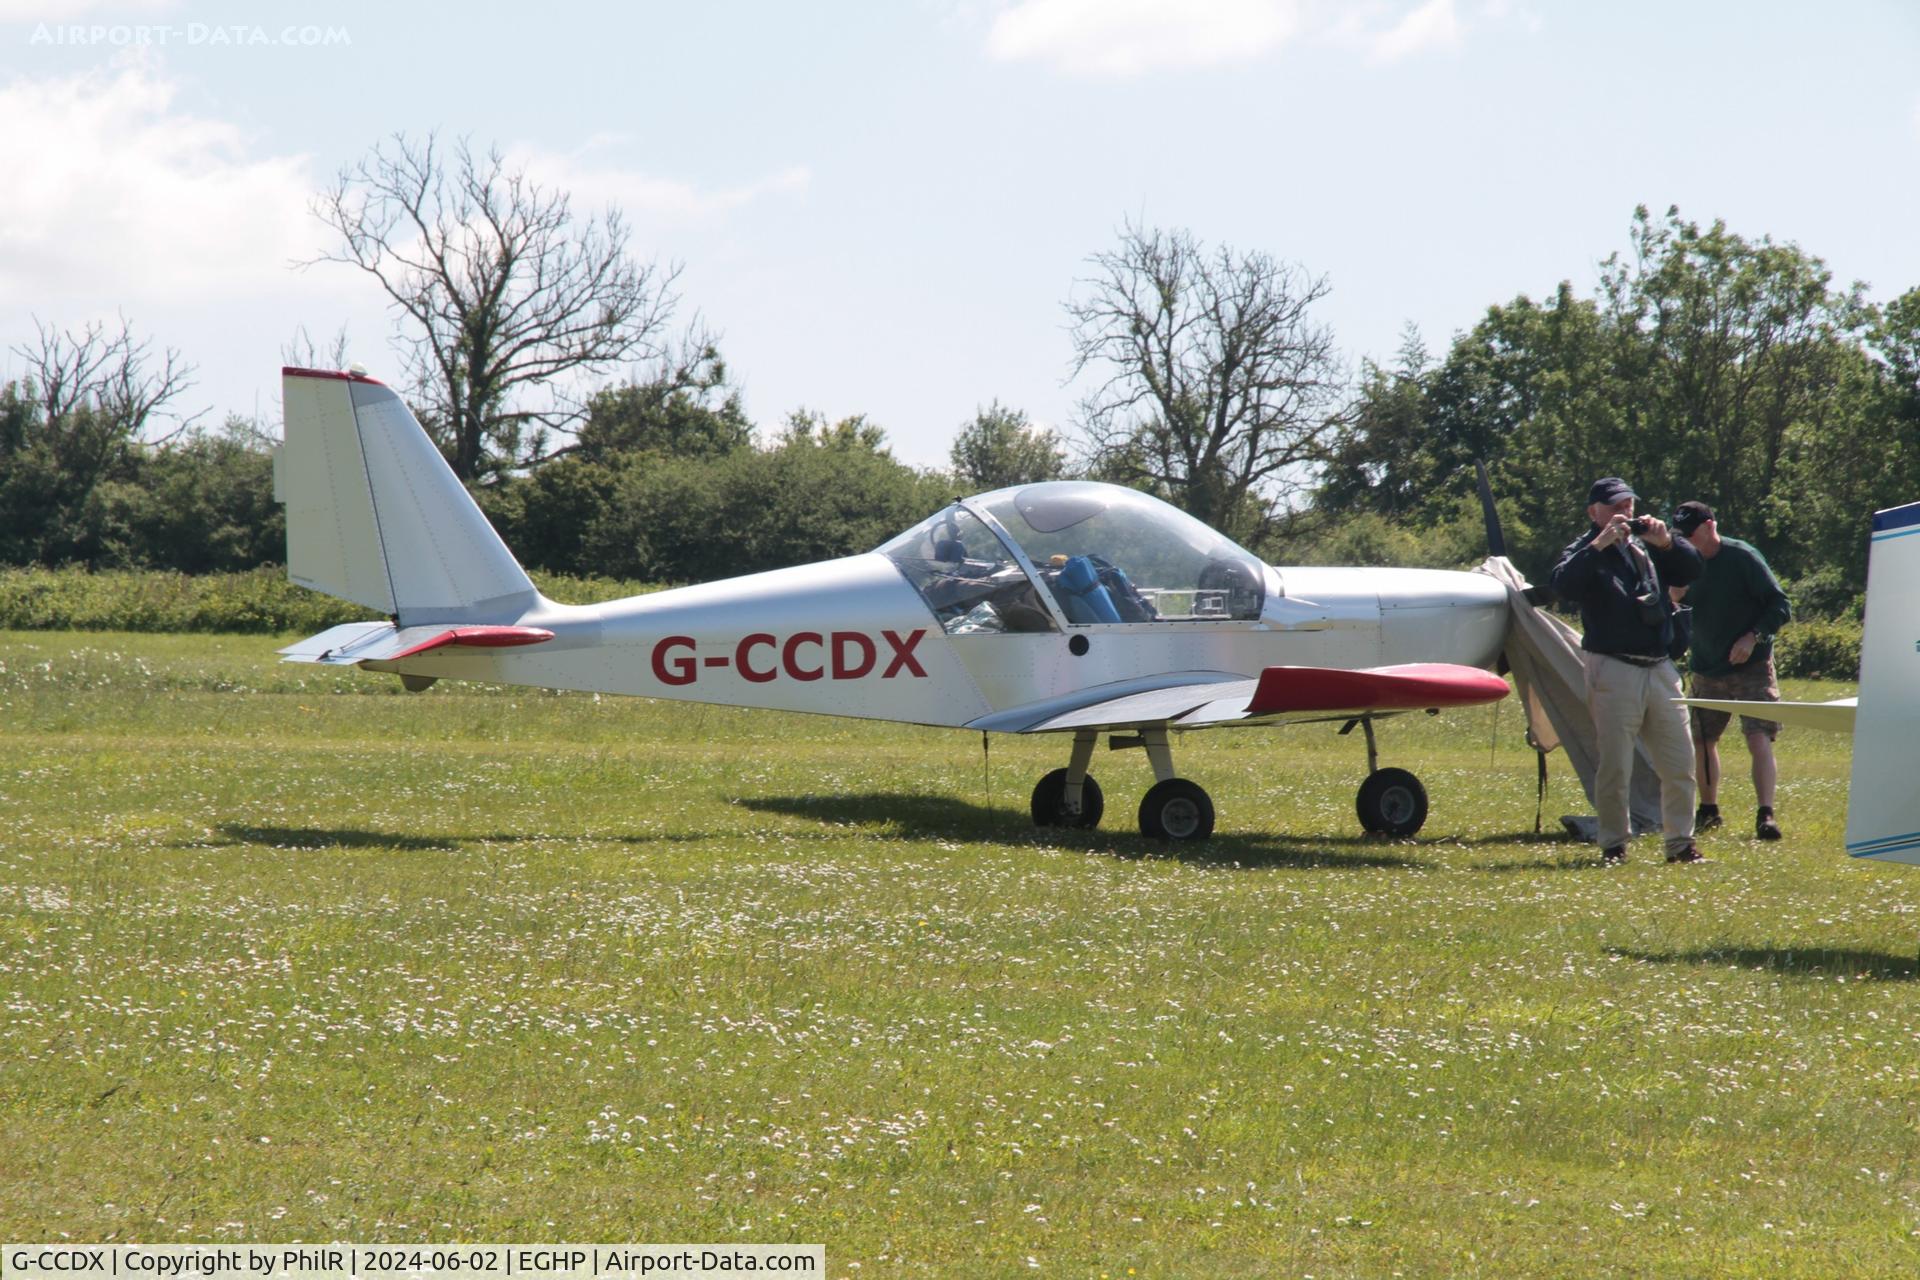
[1,0,1916,465]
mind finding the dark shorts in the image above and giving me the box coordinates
[1690,659,1782,742]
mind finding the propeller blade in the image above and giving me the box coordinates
[1476,460,1508,558]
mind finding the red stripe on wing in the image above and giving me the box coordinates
[1247,663,1508,716]
[390,625,555,660]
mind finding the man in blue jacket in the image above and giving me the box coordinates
[1550,477,1706,866]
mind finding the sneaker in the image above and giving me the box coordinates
[1602,845,1627,866]
[1756,810,1782,841]
[1666,842,1709,864]
[1694,805,1723,832]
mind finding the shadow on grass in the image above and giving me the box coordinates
[1610,945,1920,981]
[737,793,1432,870]
[1171,837,1431,872]
[1450,831,1584,847]
[1421,829,1612,872]
[188,824,707,852]
[205,825,461,851]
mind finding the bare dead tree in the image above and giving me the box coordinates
[282,323,353,373]
[308,132,680,482]
[12,315,195,485]
[1067,222,1343,546]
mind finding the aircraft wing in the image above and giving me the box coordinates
[1677,696,1857,735]
[975,663,1510,734]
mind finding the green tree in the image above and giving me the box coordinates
[1597,204,1860,556]
[0,319,194,567]
[1869,286,1920,442]
[579,414,948,582]
[1316,326,1436,519]
[948,401,1065,491]
[131,419,284,572]
[1308,208,1873,590]
[774,407,890,454]
[572,339,752,463]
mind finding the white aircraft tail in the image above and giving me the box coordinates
[273,368,538,624]
[1844,501,1920,863]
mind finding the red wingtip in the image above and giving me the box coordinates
[1247,663,1509,716]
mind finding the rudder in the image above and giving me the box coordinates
[1845,501,1920,863]
[274,368,536,624]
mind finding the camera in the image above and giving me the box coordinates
[1629,516,1653,535]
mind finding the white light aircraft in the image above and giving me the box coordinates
[1682,500,1918,863]
[274,366,1513,841]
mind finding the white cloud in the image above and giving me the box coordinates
[1366,0,1461,63]
[1477,0,1543,34]
[986,0,1300,76]
[0,59,321,302]
[510,135,811,227]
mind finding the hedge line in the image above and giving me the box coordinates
[1766,617,1861,682]
[0,567,660,635]
[0,566,1864,682]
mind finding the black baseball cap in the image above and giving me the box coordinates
[1587,476,1637,505]
[1671,501,1715,537]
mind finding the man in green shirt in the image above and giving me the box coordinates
[1669,501,1793,840]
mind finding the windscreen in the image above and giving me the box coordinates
[877,504,1056,634]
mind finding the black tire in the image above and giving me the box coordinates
[1138,778,1215,841]
[1030,768,1104,829]
[1356,767,1428,837]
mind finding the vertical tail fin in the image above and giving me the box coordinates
[273,368,537,624]
[1845,501,1920,863]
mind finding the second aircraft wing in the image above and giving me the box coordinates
[975,662,1510,734]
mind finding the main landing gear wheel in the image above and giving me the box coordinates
[1138,778,1215,842]
[1356,767,1428,837]
[1031,768,1104,829]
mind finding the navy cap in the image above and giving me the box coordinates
[1671,500,1714,537]
[1587,476,1637,505]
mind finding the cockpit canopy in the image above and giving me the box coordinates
[878,481,1268,635]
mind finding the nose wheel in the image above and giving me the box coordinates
[1031,767,1105,828]
[1030,729,1105,829]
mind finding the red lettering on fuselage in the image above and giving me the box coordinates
[737,633,779,682]
[782,632,824,681]
[647,630,925,686]
[831,631,877,679]
[880,629,927,678]
[652,635,697,685]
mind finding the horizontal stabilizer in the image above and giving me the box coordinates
[1678,696,1857,735]
[280,622,553,666]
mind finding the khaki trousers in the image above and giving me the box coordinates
[1582,652,1697,855]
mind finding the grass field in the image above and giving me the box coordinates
[2,630,1916,1276]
